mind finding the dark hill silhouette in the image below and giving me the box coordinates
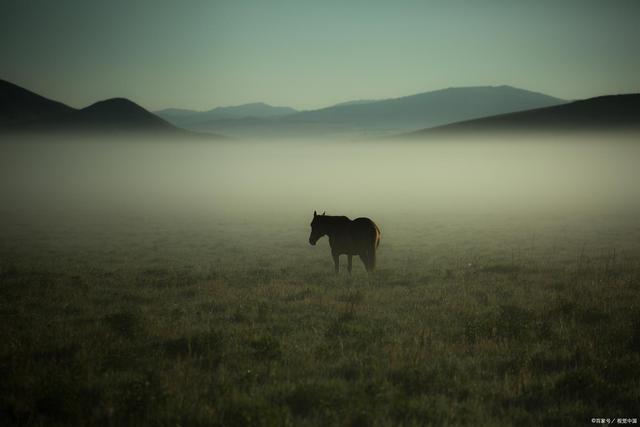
[403,94,640,138]
[22,97,190,135]
[0,79,74,126]
[71,98,176,131]
[167,85,566,139]
[0,79,228,139]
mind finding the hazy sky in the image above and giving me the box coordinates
[1,0,639,111]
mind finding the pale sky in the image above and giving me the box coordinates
[1,0,639,111]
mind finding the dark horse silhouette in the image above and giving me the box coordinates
[309,211,381,273]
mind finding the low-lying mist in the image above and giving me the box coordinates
[2,133,639,226]
[4,134,640,427]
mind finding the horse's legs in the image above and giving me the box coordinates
[359,253,369,271]
[333,253,340,274]
[360,250,376,272]
[347,255,353,274]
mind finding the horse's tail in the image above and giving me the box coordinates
[368,225,380,271]
[369,244,377,271]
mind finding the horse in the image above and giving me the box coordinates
[308,211,381,274]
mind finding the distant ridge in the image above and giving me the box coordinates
[291,85,565,126]
[0,79,228,139]
[167,85,567,139]
[328,99,377,108]
[156,102,297,127]
[402,94,640,138]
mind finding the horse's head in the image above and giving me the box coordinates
[309,210,327,245]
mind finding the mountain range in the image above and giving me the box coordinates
[2,78,638,140]
[156,85,567,139]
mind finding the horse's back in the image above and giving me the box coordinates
[352,217,377,229]
[352,217,380,245]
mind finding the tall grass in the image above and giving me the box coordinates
[1,213,639,425]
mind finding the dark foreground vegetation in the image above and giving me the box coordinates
[1,213,639,426]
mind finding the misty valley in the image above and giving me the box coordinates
[1,134,640,425]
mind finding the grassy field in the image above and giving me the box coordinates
[1,211,639,426]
